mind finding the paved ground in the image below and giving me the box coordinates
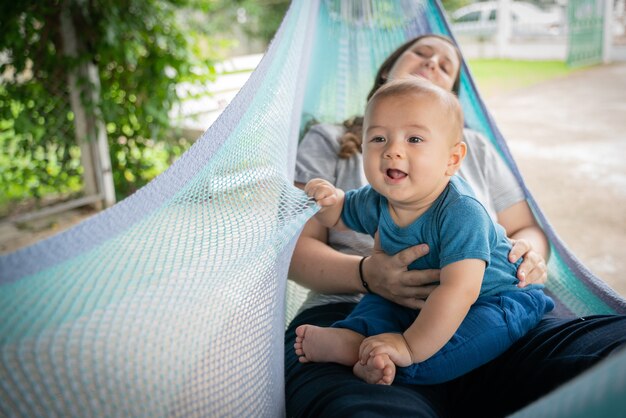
[2,63,625,298]
[485,63,626,297]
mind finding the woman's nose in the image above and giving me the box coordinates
[424,57,437,69]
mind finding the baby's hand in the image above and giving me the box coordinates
[359,333,413,367]
[304,178,339,210]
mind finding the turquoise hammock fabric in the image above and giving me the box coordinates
[0,0,625,416]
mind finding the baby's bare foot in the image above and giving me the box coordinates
[294,325,361,365]
[294,325,314,363]
[353,353,396,385]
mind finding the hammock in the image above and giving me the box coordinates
[1,0,624,416]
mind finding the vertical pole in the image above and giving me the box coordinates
[60,1,115,209]
[603,0,614,63]
[60,3,97,205]
[497,0,512,59]
[86,64,116,207]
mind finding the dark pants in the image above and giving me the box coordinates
[332,290,553,384]
[285,302,626,418]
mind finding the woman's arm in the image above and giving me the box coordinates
[497,200,549,285]
[289,216,365,294]
[289,182,439,308]
[289,181,366,294]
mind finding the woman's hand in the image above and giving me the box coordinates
[508,238,548,287]
[497,200,549,287]
[362,232,440,309]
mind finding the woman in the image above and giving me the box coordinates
[286,34,626,417]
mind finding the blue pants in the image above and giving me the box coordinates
[285,302,626,417]
[331,290,554,384]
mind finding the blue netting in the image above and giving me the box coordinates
[1,1,624,416]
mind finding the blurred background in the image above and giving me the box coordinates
[1,0,625,295]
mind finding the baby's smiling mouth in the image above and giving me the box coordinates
[386,169,407,180]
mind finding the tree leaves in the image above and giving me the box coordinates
[0,0,288,213]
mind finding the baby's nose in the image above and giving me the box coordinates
[384,148,404,159]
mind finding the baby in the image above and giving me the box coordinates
[295,77,553,385]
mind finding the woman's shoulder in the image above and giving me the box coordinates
[462,128,489,148]
[296,123,350,184]
[299,123,347,155]
[462,128,501,162]
[306,123,346,141]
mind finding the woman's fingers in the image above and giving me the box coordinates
[509,239,548,283]
[509,239,548,286]
[403,269,440,288]
[397,296,427,310]
[393,242,430,268]
[373,230,383,252]
[413,283,438,299]
[364,257,439,307]
[366,232,440,308]
[517,256,548,286]
[508,238,530,264]
[391,281,434,309]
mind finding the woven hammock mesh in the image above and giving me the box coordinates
[1,1,317,415]
[1,1,625,417]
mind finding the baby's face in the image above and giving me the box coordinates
[362,93,458,208]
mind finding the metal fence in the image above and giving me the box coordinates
[0,7,115,223]
[567,0,606,66]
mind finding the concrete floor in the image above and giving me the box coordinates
[485,63,626,297]
[2,63,625,299]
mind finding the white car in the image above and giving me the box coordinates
[450,1,564,38]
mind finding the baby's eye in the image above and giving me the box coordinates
[371,136,386,143]
[408,136,423,143]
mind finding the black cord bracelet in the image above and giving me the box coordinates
[359,256,372,293]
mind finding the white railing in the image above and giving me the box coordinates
[172,54,264,135]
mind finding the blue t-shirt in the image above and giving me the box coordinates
[341,176,541,297]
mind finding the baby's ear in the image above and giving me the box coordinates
[445,141,467,176]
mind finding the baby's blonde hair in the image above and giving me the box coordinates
[365,77,464,145]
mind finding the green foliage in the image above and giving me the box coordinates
[0,0,267,211]
[88,0,221,198]
[466,59,575,98]
[441,0,472,14]
[0,3,83,211]
[233,0,291,44]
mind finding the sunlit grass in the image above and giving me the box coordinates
[466,59,578,98]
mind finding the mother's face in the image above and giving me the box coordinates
[387,37,460,93]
